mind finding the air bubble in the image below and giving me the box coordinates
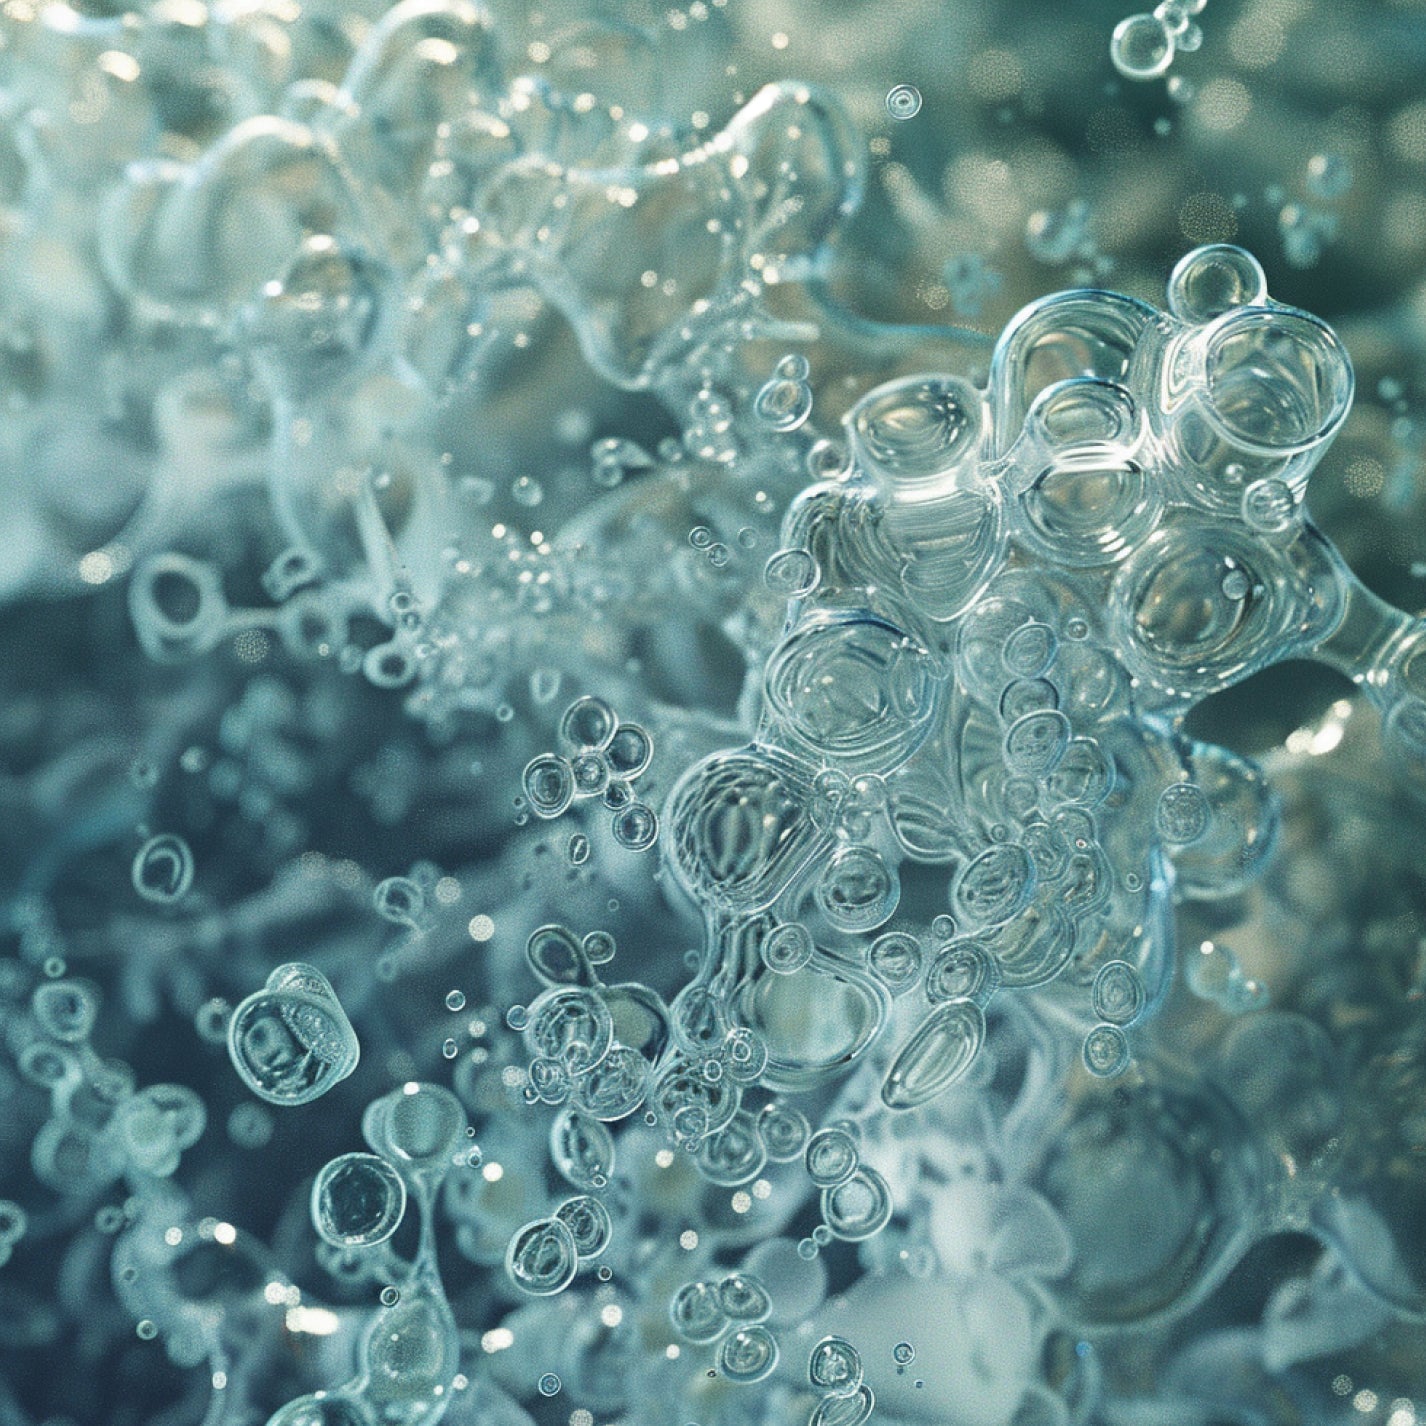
[885,84,922,120]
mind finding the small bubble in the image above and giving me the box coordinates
[537,1373,562,1397]
[446,990,467,1012]
[380,1286,400,1306]
[886,83,922,119]
[893,1342,916,1366]
[136,1320,158,1340]
[443,1038,459,1059]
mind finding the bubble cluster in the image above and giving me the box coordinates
[1,5,1424,1426]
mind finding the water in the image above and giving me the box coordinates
[3,3,1426,1424]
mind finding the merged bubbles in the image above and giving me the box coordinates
[1,4,1425,1426]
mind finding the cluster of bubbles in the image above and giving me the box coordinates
[2,3,1425,1426]
[522,696,658,851]
[1110,0,1207,88]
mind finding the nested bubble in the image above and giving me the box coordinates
[1167,245,1268,325]
[954,843,1036,926]
[697,1112,767,1186]
[722,1026,770,1085]
[1110,522,1289,699]
[550,1109,615,1190]
[983,898,1075,988]
[758,1102,811,1162]
[505,1217,578,1297]
[555,1194,612,1259]
[885,83,922,120]
[670,1280,727,1344]
[805,1127,859,1188]
[814,845,900,934]
[1091,961,1147,1026]
[809,1336,863,1395]
[31,979,101,1042]
[672,985,730,1057]
[529,1057,571,1105]
[881,999,986,1110]
[651,1057,740,1145]
[131,834,195,905]
[754,371,813,432]
[821,1166,893,1241]
[1155,782,1210,844]
[761,921,815,975]
[525,988,614,1075]
[571,751,611,799]
[571,1044,649,1121]
[523,754,575,819]
[1004,710,1071,778]
[228,963,359,1106]
[560,696,617,750]
[762,612,941,775]
[719,1325,779,1383]
[311,1152,406,1248]
[867,930,923,993]
[925,943,1000,1007]
[765,547,820,598]
[1110,12,1174,78]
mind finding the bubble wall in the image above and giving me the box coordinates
[1,0,1425,1423]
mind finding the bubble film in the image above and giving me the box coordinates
[2,1,1426,1425]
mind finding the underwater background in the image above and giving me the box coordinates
[2,0,1426,1423]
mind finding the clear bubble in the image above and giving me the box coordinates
[560,696,618,750]
[131,834,195,905]
[761,922,815,975]
[523,754,576,819]
[885,84,922,120]
[1082,1023,1131,1077]
[311,1153,407,1248]
[670,1280,727,1344]
[867,930,923,992]
[754,372,813,432]
[505,1217,578,1297]
[537,1373,561,1397]
[1110,13,1174,79]
[554,1194,613,1259]
[809,1336,863,1395]
[718,1325,779,1383]
[881,998,986,1109]
[1091,960,1147,1025]
[1155,782,1210,844]
[611,801,659,850]
[821,1166,893,1241]
[227,963,359,1106]
[805,1127,859,1188]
